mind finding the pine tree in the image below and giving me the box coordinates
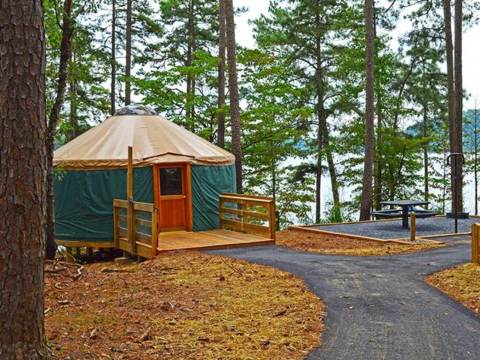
[0,0,48,356]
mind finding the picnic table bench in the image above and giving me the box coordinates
[372,200,437,229]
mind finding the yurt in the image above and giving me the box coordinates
[53,105,236,248]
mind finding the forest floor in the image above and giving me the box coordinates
[426,263,480,315]
[44,251,325,360]
[277,230,445,256]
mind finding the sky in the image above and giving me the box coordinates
[234,0,480,109]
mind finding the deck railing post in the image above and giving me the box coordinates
[151,207,158,257]
[113,204,120,249]
[472,224,480,265]
[410,212,416,242]
[127,146,136,255]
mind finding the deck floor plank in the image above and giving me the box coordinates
[157,229,274,252]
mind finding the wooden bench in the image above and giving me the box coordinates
[372,208,437,220]
[372,209,403,219]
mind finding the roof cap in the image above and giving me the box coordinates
[115,104,157,116]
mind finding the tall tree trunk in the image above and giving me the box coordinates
[443,0,456,212]
[315,122,322,223]
[423,104,429,203]
[68,57,79,141]
[475,106,478,215]
[186,0,196,131]
[224,0,243,192]
[359,0,375,221]
[125,0,132,105]
[314,0,340,219]
[217,0,226,148]
[111,0,116,114]
[46,0,75,260]
[453,0,463,212]
[0,0,48,357]
[374,90,383,210]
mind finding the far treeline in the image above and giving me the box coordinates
[45,0,480,229]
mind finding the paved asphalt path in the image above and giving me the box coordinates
[210,243,480,360]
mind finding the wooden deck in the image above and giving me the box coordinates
[157,229,275,252]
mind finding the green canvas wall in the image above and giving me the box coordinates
[54,164,236,242]
[54,167,153,242]
[191,164,236,231]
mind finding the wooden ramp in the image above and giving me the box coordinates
[157,229,275,252]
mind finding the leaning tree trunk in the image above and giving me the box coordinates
[111,0,116,114]
[359,0,375,221]
[125,0,132,105]
[453,0,463,212]
[0,0,48,357]
[46,0,75,260]
[224,0,243,192]
[217,0,226,148]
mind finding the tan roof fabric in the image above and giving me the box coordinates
[54,115,235,169]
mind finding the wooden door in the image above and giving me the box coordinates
[155,164,191,232]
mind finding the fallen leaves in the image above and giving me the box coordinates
[277,230,444,256]
[45,251,325,359]
[426,263,480,315]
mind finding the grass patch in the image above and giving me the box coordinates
[45,251,325,359]
[426,263,480,315]
[277,230,444,256]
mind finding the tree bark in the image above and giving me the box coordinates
[186,0,196,131]
[373,84,383,210]
[359,0,375,221]
[313,0,340,215]
[125,0,132,105]
[0,0,48,357]
[224,0,243,192]
[443,0,456,212]
[453,0,463,212]
[315,121,322,223]
[46,0,75,260]
[217,0,226,148]
[423,103,429,203]
[68,55,79,141]
[475,107,478,215]
[111,0,116,114]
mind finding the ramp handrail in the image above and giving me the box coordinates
[219,193,276,241]
[113,199,158,258]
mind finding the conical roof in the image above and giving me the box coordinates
[54,114,235,169]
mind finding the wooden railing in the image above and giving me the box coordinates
[219,193,276,241]
[113,199,158,258]
[472,224,480,265]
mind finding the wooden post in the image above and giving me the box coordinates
[472,224,479,265]
[127,146,136,254]
[113,204,120,249]
[151,208,158,257]
[410,212,416,242]
[269,200,276,242]
[66,247,73,263]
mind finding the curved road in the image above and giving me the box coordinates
[211,243,480,359]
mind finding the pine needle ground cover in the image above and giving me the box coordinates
[277,230,444,256]
[45,252,325,359]
[426,264,480,315]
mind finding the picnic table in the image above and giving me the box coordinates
[375,200,435,229]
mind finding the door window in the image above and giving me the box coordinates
[160,167,183,195]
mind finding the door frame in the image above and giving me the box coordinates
[153,162,193,233]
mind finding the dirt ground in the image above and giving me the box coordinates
[426,263,480,315]
[45,251,325,359]
[277,230,445,256]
